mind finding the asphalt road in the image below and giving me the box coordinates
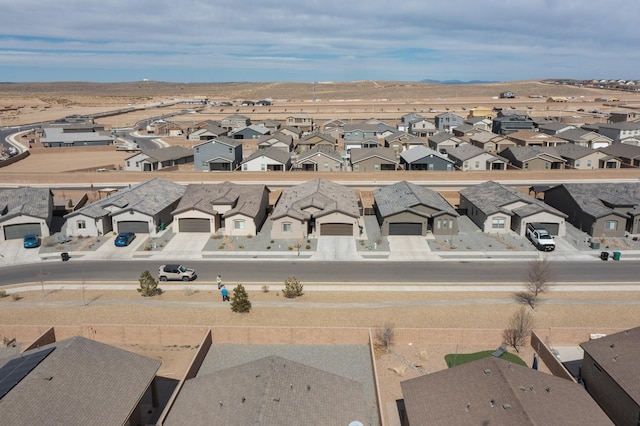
[2,259,639,287]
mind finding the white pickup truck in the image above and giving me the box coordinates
[526,223,556,251]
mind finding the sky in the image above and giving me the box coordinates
[1,0,639,83]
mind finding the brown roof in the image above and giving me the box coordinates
[0,336,160,425]
[172,182,268,218]
[581,326,640,404]
[401,357,612,425]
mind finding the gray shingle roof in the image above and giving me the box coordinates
[297,145,343,162]
[241,147,291,165]
[448,144,490,161]
[400,145,453,164]
[0,336,160,425]
[460,181,567,218]
[374,181,458,218]
[134,146,193,162]
[599,143,640,159]
[271,179,359,220]
[164,355,369,426]
[554,143,599,160]
[401,357,613,425]
[581,326,640,404]
[65,178,185,219]
[192,136,242,149]
[429,133,462,144]
[500,146,564,162]
[40,126,113,144]
[350,147,398,163]
[0,187,52,221]
[172,182,268,218]
[555,183,640,219]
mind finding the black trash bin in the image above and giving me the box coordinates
[600,251,609,261]
[61,252,70,261]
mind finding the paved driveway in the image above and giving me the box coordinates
[90,233,146,259]
[312,236,363,261]
[387,236,436,261]
[0,240,42,266]
[161,233,211,259]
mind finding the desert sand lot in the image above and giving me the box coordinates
[2,80,640,423]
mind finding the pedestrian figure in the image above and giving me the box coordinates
[217,275,223,289]
[221,286,229,302]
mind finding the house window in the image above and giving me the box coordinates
[524,162,529,169]
[282,222,292,232]
[604,220,618,230]
[234,220,245,230]
[464,161,468,169]
[261,164,266,171]
[126,161,130,167]
[575,160,581,167]
[492,217,506,229]
[324,162,329,170]
[335,163,340,170]
[587,160,592,167]
[354,164,359,171]
[486,143,493,150]
[195,147,199,153]
[243,164,247,171]
[135,162,139,167]
[544,162,550,169]
[474,161,479,168]
[77,220,86,229]
[202,161,206,167]
[374,164,380,171]
[228,147,233,153]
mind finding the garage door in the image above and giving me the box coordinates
[4,223,42,240]
[539,222,559,236]
[320,223,353,236]
[389,222,423,235]
[117,221,149,234]
[178,218,211,233]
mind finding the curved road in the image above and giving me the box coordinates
[3,259,639,287]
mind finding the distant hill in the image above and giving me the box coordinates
[420,79,500,85]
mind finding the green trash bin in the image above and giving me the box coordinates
[613,251,621,261]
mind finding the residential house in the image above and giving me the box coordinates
[256,132,294,152]
[171,182,269,236]
[597,121,640,144]
[427,133,464,154]
[254,118,281,132]
[554,144,620,170]
[0,336,161,426]
[398,113,425,132]
[150,121,185,136]
[374,181,458,236]
[342,123,384,141]
[344,137,381,152]
[537,122,577,135]
[469,131,517,154]
[499,146,566,170]
[506,130,569,147]
[448,144,508,171]
[434,112,464,132]
[229,124,270,140]
[270,178,361,239]
[544,183,640,236]
[124,146,194,171]
[321,118,349,132]
[384,131,415,152]
[400,146,455,171]
[163,356,369,426]
[187,125,228,140]
[286,114,314,131]
[296,131,338,153]
[463,116,492,131]
[453,124,489,138]
[467,106,494,119]
[278,126,304,140]
[399,357,612,426]
[608,110,640,123]
[241,147,291,171]
[407,117,437,137]
[193,137,243,172]
[556,128,613,149]
[492,115,535,135]
[293,146,344,172]
[64,178,186,237]
[220,114,251,131]
[459,180,567,235]
[350,147,399,172]
[39,124,114,147]
[599,143,640,167]
[580,326,640,426]
[0,187,53,241]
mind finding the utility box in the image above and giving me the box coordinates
[590,241,600,250]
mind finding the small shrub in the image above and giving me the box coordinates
[247,234,253,239]
[138,270,162,297]
[211,234,223,240]
[288,246,293,251]
[184,287,197,296]
[11,294,22,301]
[282,276,304,298]
[230,284,252,313]
[270,240,274,243]
[218,245,225,250]
[305,244,311,249]
[261,285,270,293]
[0,290,7,298]
[266,246,271,250]
[389,366,406,377]
[238,245,244,249]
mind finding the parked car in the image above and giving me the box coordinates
[114,232,136,247]
[23,234,40,248]
[158,264,197,282]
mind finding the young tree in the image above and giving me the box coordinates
[230,284,251,313]
[502,306,535,353]
[282,276,304,298]
[516,258,553,308]
[138,270,162,297]
[375,323,395,353]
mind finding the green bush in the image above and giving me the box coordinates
[231,284,252,313]
[137,270,162,297]
[282,276,304,298]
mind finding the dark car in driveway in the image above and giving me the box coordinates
[114,232,136,247]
